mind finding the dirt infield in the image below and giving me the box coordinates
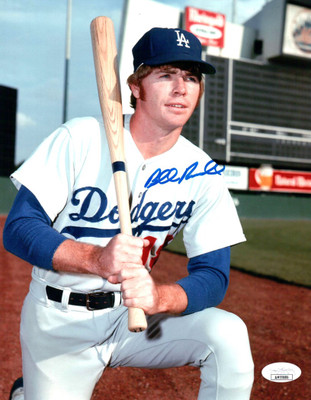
[0,215,310,399]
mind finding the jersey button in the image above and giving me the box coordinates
[142,164,146,171]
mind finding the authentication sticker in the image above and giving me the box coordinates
[262,362,301,383]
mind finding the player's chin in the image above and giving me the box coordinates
[165,107,191,125]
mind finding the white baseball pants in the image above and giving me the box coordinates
[20,277,254,400]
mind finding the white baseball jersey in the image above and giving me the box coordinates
[11,114,245,292]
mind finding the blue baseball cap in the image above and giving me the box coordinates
[132,27,216,74]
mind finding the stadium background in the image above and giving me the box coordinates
[1,0,310,398]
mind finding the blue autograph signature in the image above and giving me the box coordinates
[144,160,225,189]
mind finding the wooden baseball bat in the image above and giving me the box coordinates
[90,16,147,332]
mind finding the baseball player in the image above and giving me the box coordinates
[5,27,254,400]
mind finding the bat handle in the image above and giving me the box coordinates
[128,307,148,332]
[113,169,148,332]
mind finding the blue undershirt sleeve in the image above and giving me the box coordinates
[3,185,67,270]
[177,247,230,315]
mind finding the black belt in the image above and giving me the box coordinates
[46,285,116,311]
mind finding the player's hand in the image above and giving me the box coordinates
[108,266,161,315]
[98,234,150,279]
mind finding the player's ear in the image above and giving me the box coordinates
[129,83,140,100]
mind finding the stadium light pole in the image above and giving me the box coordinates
[232,0,237,23]
[63,0,72,123]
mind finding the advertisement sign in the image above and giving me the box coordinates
[282,4,311,59]
[185,6,225,48]
[223,166,249,190]
[249,166,311,194]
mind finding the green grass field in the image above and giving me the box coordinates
[166,218,311,287]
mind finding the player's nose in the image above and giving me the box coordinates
[172,76,187,95]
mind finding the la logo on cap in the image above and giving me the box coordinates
[175,30,190,48]
[132,27,216,74]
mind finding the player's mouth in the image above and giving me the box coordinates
[166,103,187,109]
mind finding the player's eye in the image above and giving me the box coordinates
[186,75,199,83]
[159,73,171,79]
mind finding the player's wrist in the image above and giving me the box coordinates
[53,240,104,276]
[155,284,188,314]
